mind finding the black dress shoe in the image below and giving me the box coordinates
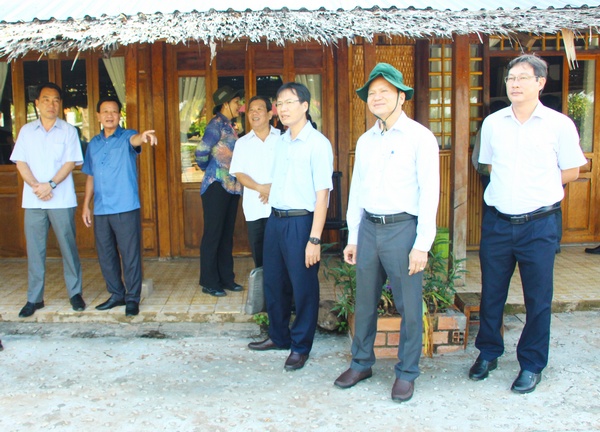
[202,286,227,297]
[334,367,373,389]
[511,370,541,394]
[469,357,498,381]
[18,301,44,318]
[223,282,243,292]
[248,338,288,351]
[585,245,600,254]
[0,339,3,351]
[284,352,309,371]
[95,297,126,311]
[391,379,415,403]
[125,301,140,317]
[70,294,86,311]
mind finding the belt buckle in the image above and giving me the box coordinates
[373,215,386,224]
[510,215,526,225]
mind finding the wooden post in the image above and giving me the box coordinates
[450,35,470,286]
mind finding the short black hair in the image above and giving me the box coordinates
[36,82,63,100]
[96,96,122,113]
[248,95,272,112]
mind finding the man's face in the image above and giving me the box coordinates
[248,99,272,131]
[505,63,545,105]
[97,101,121,131]
[367,77,405,119]
[35,87,61,122]
[276,89,307,129]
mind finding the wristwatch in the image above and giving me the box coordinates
[49,180,57,189]
[308,237,321,245]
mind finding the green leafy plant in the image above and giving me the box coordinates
[323,257,356,328]
[422,248,467,314]
[252,312,269,329]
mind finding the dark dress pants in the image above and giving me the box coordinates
[350,216,423,382]
[247,217,268,268]
[476,209,557,373]
[263,213,319,355]
[94,209,142,303]
[200,182,240,289]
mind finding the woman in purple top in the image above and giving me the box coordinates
[195,86,244,297]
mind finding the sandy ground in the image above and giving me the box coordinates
[1,311,599,432]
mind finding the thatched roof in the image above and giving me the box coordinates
[1,3,600,60]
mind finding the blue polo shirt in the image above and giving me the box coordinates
[82,126,141,215]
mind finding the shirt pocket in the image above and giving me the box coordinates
[51,141,66,163]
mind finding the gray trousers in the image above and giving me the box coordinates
[94,209,142,303]
[24,207,82,303]
[350,215,423,382]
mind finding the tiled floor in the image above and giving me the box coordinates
[0,244,598,323]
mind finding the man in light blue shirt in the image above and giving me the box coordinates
[82,97,157,317]
[10,82,86,318]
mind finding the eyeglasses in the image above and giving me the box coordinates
[504,75,539,84]
[275,100,300,108]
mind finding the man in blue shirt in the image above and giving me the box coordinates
[82,97,157,316]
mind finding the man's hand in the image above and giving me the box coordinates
[82,207,92,228]
[305,242,321,268]
[408,248,428,276]
[256,184,271,204]
[140,130,158,146]
[343,244,357,265]
[32,182,53,201]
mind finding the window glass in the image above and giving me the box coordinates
[179,76,207,183]
[24,61,49,124]
[0,62,14,164]
[61,59,89,153]
[99,58,126,127]
[568,59,595,152]
[296,74,322,131]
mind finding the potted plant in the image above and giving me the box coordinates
[324,234,467,357]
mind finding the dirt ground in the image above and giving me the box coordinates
[1,311,599,432]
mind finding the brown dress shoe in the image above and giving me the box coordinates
[248,338,288,351]
[391,378,414,403]
[334,368,373,389]
[284,352,308,370]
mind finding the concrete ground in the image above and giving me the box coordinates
[1,311,599,432]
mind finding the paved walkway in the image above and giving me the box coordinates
[0,313,599,431]
[0,244,598,323]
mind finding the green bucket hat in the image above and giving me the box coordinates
[356,63,414,102]
[213,85,244,105]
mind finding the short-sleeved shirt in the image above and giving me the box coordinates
[346,112,440,251]
[480,103,587,214]
[10,118,83,209]
[269,121,333,211]
[195,112,241,195]
[230,126,280,221]
[82,126,140,215]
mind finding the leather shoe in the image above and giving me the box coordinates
[511,370,541,394]
[0,339,3,351]
[584,245,600,254]
[469,357,497,381]
[18,301,44,318]
[334,368,373,389]
[125,301,140,317]
[284,352,308,371]
[391,379,414,402]
[95,297,126,310]
[70,294,86,312]
[223,282,243,292]
[202,286,227,297]
[248,338,288,351]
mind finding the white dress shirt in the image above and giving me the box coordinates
[347,111,440,252]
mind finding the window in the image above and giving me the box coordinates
[429,42,452,149]
[568,59,595,153]
[0,62,14,164]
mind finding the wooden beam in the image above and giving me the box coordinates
[450,34,470,285]
[414,39,430,127]
[336,41,350,218]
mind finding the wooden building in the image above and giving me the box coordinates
[1,1,599,263]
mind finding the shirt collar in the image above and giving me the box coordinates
[367,111,408,135]
[102,125,124,139]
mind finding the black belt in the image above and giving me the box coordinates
[492,203,560,225]
[272,208,311,218]
[365,211,416,225]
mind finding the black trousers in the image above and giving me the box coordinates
[247,217,268,268]
[200,182,240,289]
[94,209,142,303]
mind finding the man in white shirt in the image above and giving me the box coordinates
[230,96,280,268]
[10,82,85,318]
[333,63,439,403]
[468,54,587,394]
[247,83,333,372]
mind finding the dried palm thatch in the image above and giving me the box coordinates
[1,6,600,60]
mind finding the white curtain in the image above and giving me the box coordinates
[0,62,8,103]
[178,76,206,139]
[296,74,322,131]
[102,57,126,105]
